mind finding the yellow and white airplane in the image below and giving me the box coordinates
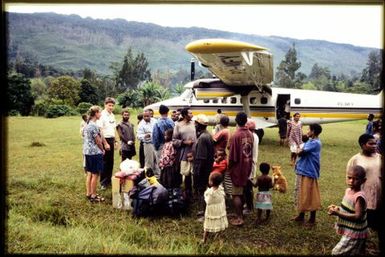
[145,38,382,129]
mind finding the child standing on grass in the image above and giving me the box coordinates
[328,165,368,255]
[159,128,181,188]
[202,172,228,243]
[254,162,273,225]
[83,106,105,203]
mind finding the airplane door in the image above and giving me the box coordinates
[276,94,290,119]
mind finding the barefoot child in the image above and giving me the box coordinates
[328,165,368,255]
[202,172,228,243]
[254,162,273,225]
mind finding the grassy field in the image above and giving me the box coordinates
[6,115,379,254]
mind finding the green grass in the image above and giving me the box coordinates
[6,115,379,254]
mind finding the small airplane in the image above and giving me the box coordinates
[145,38,383,130]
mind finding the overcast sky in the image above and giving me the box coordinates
[5,3,384,49]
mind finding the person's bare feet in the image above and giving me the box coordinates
[291,215,304,222]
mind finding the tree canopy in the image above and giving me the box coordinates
[6,72,34,115]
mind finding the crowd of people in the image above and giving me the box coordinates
[80,97,382,253]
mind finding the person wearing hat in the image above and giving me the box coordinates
[192,114,215,219]
[152,104,175,158]
[228,112,254,226]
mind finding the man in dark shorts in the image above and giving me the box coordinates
[228,112,254,226]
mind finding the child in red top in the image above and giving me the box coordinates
[211,148,227,175]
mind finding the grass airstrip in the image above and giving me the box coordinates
[6,114,380,254]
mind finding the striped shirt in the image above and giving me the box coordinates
[335,188,368,239]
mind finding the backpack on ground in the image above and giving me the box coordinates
[163,188,188,217]
[131,183,168,217]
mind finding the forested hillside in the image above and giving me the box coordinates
[6,12,377,76]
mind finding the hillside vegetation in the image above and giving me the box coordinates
[7,12,376,76]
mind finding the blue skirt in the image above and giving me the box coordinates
[85,154,103,174]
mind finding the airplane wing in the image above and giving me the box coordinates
[185,39,273,87]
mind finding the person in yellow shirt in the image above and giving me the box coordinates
[145,167,159,186]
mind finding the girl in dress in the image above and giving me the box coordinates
[202,172,228,243]
[287,112,303,166]
[254,162,273,225]
[159,128,181,188]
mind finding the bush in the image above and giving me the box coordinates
[113,104,122,115]
[76,102,92,115]
[8,110,20,116]
[31,100,49,116]
[45,105,71,118]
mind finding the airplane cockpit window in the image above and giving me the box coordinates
[213,99,218,104]
[260,97,268,104]
[222,97,227,104]
[203,99,210,103]
[250,97,257,105]
[230,97,237,104]
[294,98,301,105]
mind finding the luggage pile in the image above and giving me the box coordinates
[112,160,188,217]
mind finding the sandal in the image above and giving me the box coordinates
[89,194,105,203]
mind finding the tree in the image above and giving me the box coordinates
[30,78,48,101]
[275,43,302,88]
[361,50,382,92]
[139,81,163,107]
[173,83,185,96]
[115,48,152,93]
[48,76,80,106]
[79,79,98,104]
[7,72,34,116]
[116,89,141,108]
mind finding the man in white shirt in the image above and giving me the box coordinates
[97,97,117,189]
[137,110,159,177]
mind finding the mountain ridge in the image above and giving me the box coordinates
[6,12,377,77]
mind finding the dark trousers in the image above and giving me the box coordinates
[139,141,145,168]
[100,137,114,187]
[121,150,135,162]
[184,174,193,203]
[243,179,254,211]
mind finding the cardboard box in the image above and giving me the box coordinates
[111,176,134,210]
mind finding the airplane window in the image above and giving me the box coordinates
[222,98,227,104]
[230,97,237,104]
[213,99,218,104]
[294,98,301,104]
[203,99,209,103]
[250,97,257,104]
[260,97,268,104]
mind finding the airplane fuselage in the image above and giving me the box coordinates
[145,79,382,129]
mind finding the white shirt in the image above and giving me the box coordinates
[137,118,157,143]
[97,109,116,138]
[250,132,259,179]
